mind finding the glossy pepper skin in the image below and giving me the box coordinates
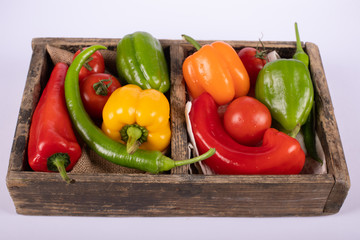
[102,84,171,154]
[189,92,305,175]
[182,35,250,105]
[116,31,170,93]
[28,63,82,183]
[65,45,215,174]
[255,59,314,137]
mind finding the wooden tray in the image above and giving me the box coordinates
[6,38,350,217]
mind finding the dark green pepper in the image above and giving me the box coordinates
[255,57,314,137]
[65,45,215,174]
[301,103,322,164]
[116,31,170,93]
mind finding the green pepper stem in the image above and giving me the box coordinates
[120,124,149,154]
[288,124,301,138]
[295,22,304,54]
[182,34,202,51]
[293,22,309,67]
[174,148,216,167]
[126,126,143,154]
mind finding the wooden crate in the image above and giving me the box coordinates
[6,38,350,217]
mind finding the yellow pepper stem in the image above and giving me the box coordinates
[120,124,148,154]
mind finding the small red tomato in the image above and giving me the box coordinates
[73,48,105,82]
[238,47,266,96]
[80,73,121,119]
[223,96,271,146]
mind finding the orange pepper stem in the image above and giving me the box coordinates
[182,34,202,51]
[120,124,149,154]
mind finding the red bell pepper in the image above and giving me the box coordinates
[189,92,305,174]
[28,63,82,183]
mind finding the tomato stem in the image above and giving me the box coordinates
[93,78,112,96]
[255,38,267,60]
[83,57,94,71]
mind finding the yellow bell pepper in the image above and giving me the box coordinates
[102,84,171,154]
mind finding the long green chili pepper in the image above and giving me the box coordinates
[293,22,322,164]
[64,45,215,173]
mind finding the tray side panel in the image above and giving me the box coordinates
[7,43,49,172]
[306,42,350,214]
[7,172,334,217]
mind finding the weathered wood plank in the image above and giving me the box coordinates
[8,43,49,172]
[7,171,334,217]
[170,43,190,174]
[306,42,350,214]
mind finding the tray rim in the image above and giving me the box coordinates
[6,37,350,216]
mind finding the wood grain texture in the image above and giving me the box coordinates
[306,42,350,214]
[170,43,190,174]
[8,43,49,172]
[6,38,349,217]
[7,171,334,217]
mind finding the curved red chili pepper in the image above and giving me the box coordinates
[189,92,305,175]
[28,63,82,183]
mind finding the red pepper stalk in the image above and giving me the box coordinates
[28,63,82,183]
[189,92,305,174]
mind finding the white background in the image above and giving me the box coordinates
[1,0,360,239]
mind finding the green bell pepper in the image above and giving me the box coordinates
[116,31,170,93]
[255,58,314,137]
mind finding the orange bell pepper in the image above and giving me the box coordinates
[182,35,250,105]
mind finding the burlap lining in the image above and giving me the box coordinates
[71,145,144,174]
[47,45,118,76]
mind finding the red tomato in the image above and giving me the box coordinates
[80,73,121,119]
[73,48,105,82]
[238,47,266,96]
[223,96,271,146]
